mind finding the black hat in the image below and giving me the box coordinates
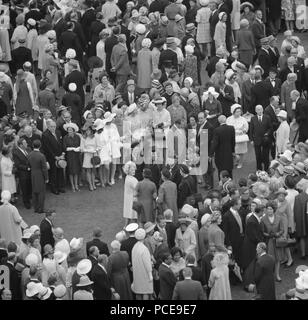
[179,164,189,175]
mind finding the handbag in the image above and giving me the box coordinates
[235,134,249,143]
[91,152,101,166]
[275,237,288,248]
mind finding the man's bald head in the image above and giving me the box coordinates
[218,115,226,124]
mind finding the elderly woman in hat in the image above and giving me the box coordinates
[226,103,248,168]
[291,36,306,59]
[43,44,60,93]
[198,213,211,259]
[225,69,241,104]
[240,2,255,27]
[63,122,81,192]
[201,86,222,129]
[214,12,228,52]
[281,73,297,121]
[208,211,228,253]
[73,275,94,300]
[261,201,284,281]
[93,72,115,105]
[137,38,153,92]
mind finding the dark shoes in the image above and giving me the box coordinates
[58,189,66,193]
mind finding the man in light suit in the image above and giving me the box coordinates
[158,253,177,300]
[172,267,204,300]
[40,211,56,251]
[111,34,132,93]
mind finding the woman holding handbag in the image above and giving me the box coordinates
[80,126,99,191]
[226,104,249,169]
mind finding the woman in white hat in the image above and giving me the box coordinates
[196,0,211,57]
[80,126,99,191]
[63,122,81,192]
[36,20,51,74]
[225,69,241,103]
[73,275,94,300]
[26,19,38,68]
[276,110,290,157]
[240,2,255,27]
[214,12,228,52]
[201,86,222,128]
[137,38,153,91]
[93,72,115,105]
[226,104,248,168]
[123,161,138,223]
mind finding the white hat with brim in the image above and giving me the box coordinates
[63,122,79,132]
[278,110,287,119]
[135,228,146,240]
[153,97,166,104]
[203,87,219,100]
[25,253,39,266]
[83,110,92,120]
[22,228,32,239]
[240,1,254,10]
[296,270,308,290]
[26,282,40,297]
[126,103,138,115]
[125,223,139,233]
[144,222,156,233]
[254,65,264,75]
[102,111,116,124]
[29,225,39,234]
[77,276,93,287]
[77,259,92,275]
[54,251,67,264]
[39,286,53,300]
[201,213,211,226]
[94,119,105,131]
[70,237,83,250]
[181,204,198,218]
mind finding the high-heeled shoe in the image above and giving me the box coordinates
[285,261,294,268]
[275,277,282,282]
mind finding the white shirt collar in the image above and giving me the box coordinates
[253,213,261,223]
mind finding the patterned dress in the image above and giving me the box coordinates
[196,7,212,44]
[183,55,199,86]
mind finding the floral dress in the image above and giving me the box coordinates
[282,0,296,21]
[183,55,199,86]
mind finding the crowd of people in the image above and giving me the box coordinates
[1,0,308,301]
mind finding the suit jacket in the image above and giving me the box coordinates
[58,30,83,60]
[40,218,54,250]
[209,9,219,39]
[251,80,272,108]
[210,124,235,172]
[41,129,63,163]
[158,49,178,71]
[258,49,272,79]
[10,47,33,74]
[122,91,140,105]
[268,46,280,68]
[91,264,112,300]
[80,7,96,44]
[172,279,204,300]
[179,265,204,284]
[158,264,177,299]
[28,150,48,192]
[242,79,255,113]
[104,35,119,73]
[64,70,86,103]
[251,19,265,49]
[177,175,197,209]
[12,147,31,180]
[250,114,272,146]
[86,238,110,257]
[3,262,21,300]
[264,105,279,132]
[120,237,138,262]
[165,221,177,249]
[263,77,282,96]
[196,120,213,150]
[54,18,67,41]
[254,253,276,300]
[295,97,308,142]
[110,43,131,76]
[206,55,220,78]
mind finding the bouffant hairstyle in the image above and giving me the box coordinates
[266,200,277,212]
[170,247,183,258]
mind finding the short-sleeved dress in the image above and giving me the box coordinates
[80,136,98,169]
[196,7,212,44]
[63,134,81,175]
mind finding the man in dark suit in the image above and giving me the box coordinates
[251,73,272,108]
[251,10,266,60]
[41,120,65,195]
[158,253,177,300]
[53,11,67,41]
[264,68,282,96]
[209,115,235,178]
[179,254,204,285]
[209,1,219,56]
[25,2,43,22]
[206,47,224,77]
[268,36,280,68]
[12,137,32,209]
[177,164,197,209]
[242,69,256,114]
[292,89,308,142]
[88,246,99,278]
[217,0,233,52]
[86,228,110,257]
[80,0,96,53]
[10,38,32,75]
[279,56,303,93]
[1,253,21,300]
[163,209,177,249]
[28,139,48,214]
[258,37,272,79]
[91,254,112,300]
[40,211,56,251]
[254,242,276,300]
[58,22,83,62]
[120,223,138,263]
[222,198,244,267]
[122,79,139,105]
[264,96,280,159]
[159,37,178,73]
[250,105,273,171]
[22,125,41,150]
[104,26,120,82]
[267,0,281,37]
[197,111,214,189]
[172,267,204,300]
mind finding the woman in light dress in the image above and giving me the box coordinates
[123,161,138,224]
[226,104,248,168]
[1,146,16,197]
[231,0,241,41]
[276,110,290,157]
[0,6,12,62]
[214,12,227,51]
[26,19,38,72]
[208,252,232,300]
[196,0,212,58]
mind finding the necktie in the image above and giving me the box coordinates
[258,116,262,123]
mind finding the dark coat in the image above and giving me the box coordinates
[41,129,63,163]
[89,20,105,56]
[64,70,86,104]
[250,114,272,146]
[295,97,308,142]
[294,192,308,238]
[209,9,219,39]
[268,47,280,68]
[12,147,31,180]
[2,261,20,300]
[158,49,178,71]
[217,1,232,50]
[254,253,276,300]
[54,18,67,41]
[263,77,282,96]
[165,221,177,249]
[104,35,119,74]
[258,49,272,79]
[62,92,83,127]
[206,55,220,78]
[58,30,83,61]
[158,263,177,300]
[80,8,96,44]
[10,47,33,74]
[172,279,204,300]
[222,210,244,266]
[279,66,303,92]
[264,104,280,134]
[251,80,272,108]
[241,215,263,269]
[196,120,214,151]
[251,19,265,49]
[177,175,197,209]
[91,264,112,300]
[210,124,235,172]
[149,0,169,13]
[40,218,55,249]
[241,79,255,114]
[120,237,138,262]
[86,238,110,257]
[28,150,48,192]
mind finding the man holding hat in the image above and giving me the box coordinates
[10,36,33,75]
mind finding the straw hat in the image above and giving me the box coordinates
[63,122,79,132]
[77,259,92,275]
[77,275,93,287]
[144,222,155,233]
[240,1,254,11]
[181,204,198,219]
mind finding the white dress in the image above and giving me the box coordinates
[231,0,241,31]
[1,156,16,193]
[123,175,138,219]
[226,115,249,154]
[276,120,290,157]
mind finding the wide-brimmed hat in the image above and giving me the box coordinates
[38,286,52,300]
[181,204,198,218]
[76,275,93,287]
[277,110,287,119]
[293,162,306,174]
[252,182,270,198]
[153,97,167,105]
[26,282,40,297]
[178,216,193,225]
[240,1,254,11]
[295,142,308,154]
[102,111,116,124]
[55,159,67,169]
[83,110,92,120]
[54,284,67,299]
[77,259,92,275]
[185,23,195,32]
[54,251,67,264]
[70,237,83,251]
[201,213,211,226]
[25,253,39,266]
[144,222,155,233]
[230,103,242,114]
[166,37,176,45]
[57,105,68,116]
[225,69,235,80]
[63,122,79,132]
[135,23,146,34]
[22,228,32,239]
[125,223,139,233]
[202,86,219,100]
[254,65,264,75]
[283,165,295,175]
[260,37,269,45]
[153,231,164,242]
[126,103,138,115]
[278,150,293,165]
[135,228,146,240]
[232,61,247,73]
[275,187,288,196]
